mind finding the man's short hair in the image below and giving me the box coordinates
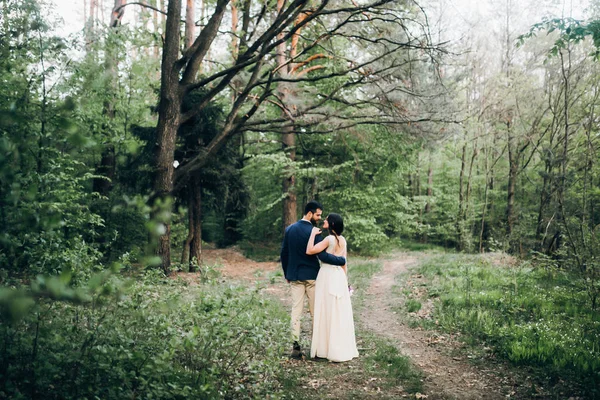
[304,200,323,215]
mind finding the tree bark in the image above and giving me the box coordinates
[189,180,202,271]
[424,152,433,214]
[154,0,183,274]
[185,0,195,50]
[93,145,115,194]
[85,0,98,52]
[153,0,230,272]
[151,0,428,270]
[457,137,467,251]
[231,0,239,60]
[479,137,492,253]
[277,0,297,230]
[282,127,297,229]
[557,48,571,238]
[535,155,552,244]
[506,120,517,246]
[181,190,194,265]
[465,137,478,233]
[153,0,160,58]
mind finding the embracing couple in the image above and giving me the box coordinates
[280,200,359,362]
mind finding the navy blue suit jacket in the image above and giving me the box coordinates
[280,219,346,281]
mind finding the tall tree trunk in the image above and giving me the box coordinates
[154,0,183,274]
[160,0,166,27]
[93,146,115,194]
[152,0,229,273]
[231,0,239,60]
[479,136,495,253]
[457,137,467,251]
[479,174,490,252]
[536,69,558,248]
[179,0,202,272]
[181,190,194,265]
[189,179,202,271]
[93,0,125,196]
[416,152,421,198]
[506,121,518,247]
[89,0,97,30]
[221,0,246,246]
[153,0,160,58]
[464,137,478,246]
[535,157,552,244]
[277,0,297,230]
[185,0,195,49]
[424,152,433,214]
[282,128,297,229]
[421,152,433,243]
[582,90,597,230]
[558,49,571,223]
[85,0,98,52]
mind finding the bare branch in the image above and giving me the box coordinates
[115,2,167,16]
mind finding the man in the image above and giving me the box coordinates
[280,200,347,359]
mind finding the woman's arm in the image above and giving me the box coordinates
[341,238,348,274]
[306,227,330,255]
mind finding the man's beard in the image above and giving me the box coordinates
[310,216,319,226]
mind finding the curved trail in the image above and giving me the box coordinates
[360,254,513,400]
[199,248,526,399]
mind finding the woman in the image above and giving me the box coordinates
[306,213,359,362]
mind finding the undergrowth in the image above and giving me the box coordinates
[417,253,600,398]
[0,268,290,399]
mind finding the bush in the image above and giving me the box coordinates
[0,272,290,399]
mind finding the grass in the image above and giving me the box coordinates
[367,339,423,393]
[405,298,422,313]
[396,240,449,253]
[411,253,600,399]
[275,326,423,399]
[347,257,383,309]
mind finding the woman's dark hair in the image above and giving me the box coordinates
[326,213,344,236]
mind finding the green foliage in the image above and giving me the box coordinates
[0,140,105,281]
[7,156,105,279]
[241,152,291,243]
[345,259,383,309]
[418,254,600,395]
[518,17,600,59]
[0,265,124,322]
[0,274,290,399]
[405,298,422,313]
[368,343,423,392]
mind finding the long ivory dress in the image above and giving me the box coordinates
[310,235,359,362]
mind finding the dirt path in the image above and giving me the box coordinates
[194,248,526,399]
[360,253,519,400]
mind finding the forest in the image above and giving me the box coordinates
[1,0,599,398]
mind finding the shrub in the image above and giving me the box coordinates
[0,272,290,399]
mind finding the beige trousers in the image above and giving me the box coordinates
[289,280,316,342]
